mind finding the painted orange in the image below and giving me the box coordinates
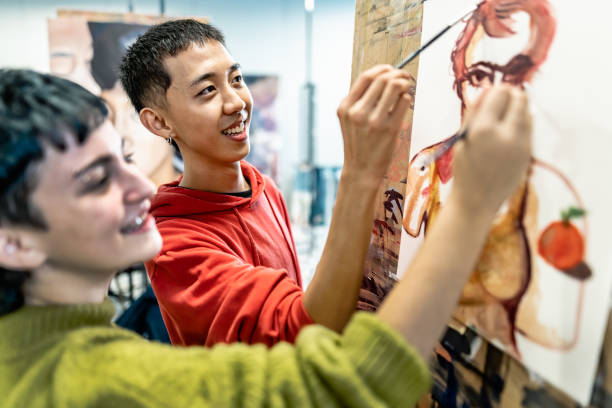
[538,221,584,270]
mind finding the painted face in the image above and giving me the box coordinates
[452,0,556,109]
[403,150,436,237]
[402,142,453,237]
[30,120,162,273]
[48,17,102,96]
[162,40,253,167]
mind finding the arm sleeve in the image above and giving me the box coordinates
[60,313,431,408]
[147,225,313,347]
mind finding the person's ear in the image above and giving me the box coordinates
[139,108,174,143]
[0,229,46,270]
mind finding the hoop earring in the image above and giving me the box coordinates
[167,135,173,145]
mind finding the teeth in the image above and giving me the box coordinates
[222,122,245,135]
[122,215,145,233]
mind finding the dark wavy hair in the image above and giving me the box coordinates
[0,69,108,315]
[119,19,225,113]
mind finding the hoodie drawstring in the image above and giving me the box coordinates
[263,190,301,279]
[232,207,262,265]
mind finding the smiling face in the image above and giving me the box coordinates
[29,120,162,274]
[160,40,253,169]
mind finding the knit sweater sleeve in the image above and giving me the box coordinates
[58,313,431,408]
[147,230,313,347]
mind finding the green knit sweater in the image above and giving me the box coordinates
[0,300,430,407]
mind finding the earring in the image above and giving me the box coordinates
[167,135,173,145]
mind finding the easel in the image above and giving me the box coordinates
[350,1,612,406]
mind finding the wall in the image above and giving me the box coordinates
[0,0,356,196]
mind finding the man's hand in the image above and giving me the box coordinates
[337,65,415,181]
[451,84,532,216]
[303,66,414,332]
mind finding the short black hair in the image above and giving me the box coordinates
[0,69,107,315]
[0,69,108,228]
[119,19,225,113]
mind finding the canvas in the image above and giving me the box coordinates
[396,0,612,404]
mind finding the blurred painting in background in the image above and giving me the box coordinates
[243,75,280,183]
[47,12,178,188]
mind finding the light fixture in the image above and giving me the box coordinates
[305,0,314,12]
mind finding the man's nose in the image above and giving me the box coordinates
[222,87,246,115]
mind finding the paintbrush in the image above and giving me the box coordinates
[423,128,468,166]
[395,5,476,69]
[395,4,475,165]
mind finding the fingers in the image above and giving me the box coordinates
[359,69,413,113]
[339,65,413,114]
[372,74,413,118]
[343,65,393,106]
[387,92,413,129]
[502,87,531,137]
[472,85,512,125]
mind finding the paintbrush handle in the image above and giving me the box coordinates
[429,128,468,164]
[396,6,476,70]
[396,24,453,69]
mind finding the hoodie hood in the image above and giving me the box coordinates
[151,161,265,218]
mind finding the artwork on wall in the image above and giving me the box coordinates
[396,0,612,404]
[244,75,280,183]
[48,13,178,187]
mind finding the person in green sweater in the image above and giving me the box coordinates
[0,69,531,407]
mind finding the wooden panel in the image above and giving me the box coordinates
[350,0,424,311]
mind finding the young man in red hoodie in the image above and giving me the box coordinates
[119,19,418,346]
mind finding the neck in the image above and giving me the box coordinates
[150,155,181,187]
[23,264,113,306]
[180,159,249,193]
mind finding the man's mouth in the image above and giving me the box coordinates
[222,121,245,136]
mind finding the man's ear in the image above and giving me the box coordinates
[139,108,174,143]
[0,229,46,270]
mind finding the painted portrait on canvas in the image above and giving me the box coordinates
[397,0,612,404]
[48,16,178,187]
[244,75,280,183]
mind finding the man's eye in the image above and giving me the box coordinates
[232,75,243,84]
[197,85,216,97]
[468,69,488,83]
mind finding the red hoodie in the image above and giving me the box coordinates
[146,161,313,347]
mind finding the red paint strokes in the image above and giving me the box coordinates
[393,27,422,40]
[436,147,454,183]
[374,219,394,236]
[421,186,431,196]
[538,221,585,272]
[451,0,557,111]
